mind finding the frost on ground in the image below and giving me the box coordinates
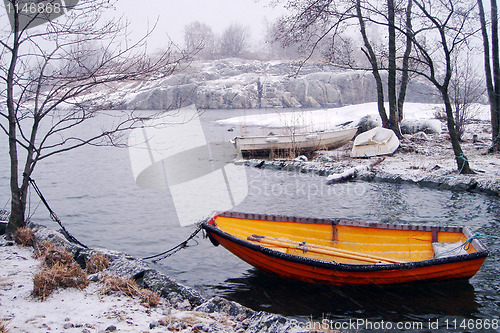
[0,232,307,333]
[0,239,240,333]
[231,103,499,194]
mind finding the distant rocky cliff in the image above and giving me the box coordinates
[123,59,439,110]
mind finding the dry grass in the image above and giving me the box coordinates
[34,241,74,268]
[100,274,160,307]
[0,321,9,333]
[86,253,109,274]
[32,241,88,300]
[33,262,89,300]
[31,241,160,307]
[13,227,35,247]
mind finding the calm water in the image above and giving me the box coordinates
[1,109,499,331]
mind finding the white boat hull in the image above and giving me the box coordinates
[233,127,357,155]
[351,127,400,157]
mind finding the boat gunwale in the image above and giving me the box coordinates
[232,127,358,142]
[202,212,489,273]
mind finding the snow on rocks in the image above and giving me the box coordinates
[241,123,500,195]
[0,237,171,332]
[0,225,309,333]
[400,118,442,134]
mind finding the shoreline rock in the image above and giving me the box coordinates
[241,158,500,195]
[239,128,500,196]
[19,222,304,333]
[115,59,440,110]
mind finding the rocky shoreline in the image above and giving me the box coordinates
[0,222,306,332]
[107,58,440,111]
[239,127,500,196]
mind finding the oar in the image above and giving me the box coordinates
[251,234,402,263]
[254,235,402,264]
[248,235,402,264]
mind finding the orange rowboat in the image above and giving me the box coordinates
[202,212,489,285]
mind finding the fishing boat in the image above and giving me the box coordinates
[202,212,489,285]
[231,127,357,157]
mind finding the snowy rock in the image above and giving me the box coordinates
[294,155,308,162]
[356,115,381,134]
[135,269,204,307]
[28,223,205,308]
[400,118,442,134]
[195,296,254,318]
[176,299,192,310]
[63,322,74,329]
[105,324,117,331]
[194,297,303,333]
[118,59,438,110]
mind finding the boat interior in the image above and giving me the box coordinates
[212,214,476,265]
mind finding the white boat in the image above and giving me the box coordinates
[351,127,400,157]
[0,210,8,235]
[232,127,358,156]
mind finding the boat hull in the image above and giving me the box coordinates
[202,212,488,286]
[233,127,357,156]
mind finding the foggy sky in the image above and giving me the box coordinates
[113,0,286,51]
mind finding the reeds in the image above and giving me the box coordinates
[0,321,9,333]
[33,262,89,300]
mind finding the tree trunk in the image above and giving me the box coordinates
[491,0,500,149]
[478,0,500,151]
[356,0,389,126]
[387,0,403,138]
[6,8,26,234]
[441,89,474,174]
[397,0,413,123]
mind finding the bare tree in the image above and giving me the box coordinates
[264,20,303,60]
[273,0,413,138]
[477,0,500,151]
[408,0,477,173]
[0,0,190,233]
[219,23,249,58]
[397,0,414,122]
[184,21,217,60]
[449,53,485,141]
[355,0,390,129]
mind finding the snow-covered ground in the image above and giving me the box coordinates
[217,102,491,131]
[225,102,499,194]
[0,239,238,333]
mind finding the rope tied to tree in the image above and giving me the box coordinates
[456,153,468,174]
[143,223,204,263]
[24,174,87,248]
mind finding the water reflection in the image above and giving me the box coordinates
[216,269,479,321]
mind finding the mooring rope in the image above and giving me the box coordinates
[24,174,87,248]
[457,153,469,174]
[143,223,204,263]
[436,232,500,258]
